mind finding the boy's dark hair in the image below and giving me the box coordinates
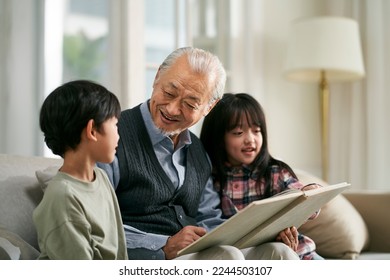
[200,93,296,197]
[40,80,121,157]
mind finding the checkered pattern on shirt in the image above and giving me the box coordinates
[214,164,322,260]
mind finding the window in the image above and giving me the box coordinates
[144,0,188,98]
[44,0,109,94]
[43,0,110,156]
[62,0,109,83]
[43,0,230,155]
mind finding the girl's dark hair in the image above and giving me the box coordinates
[39,80,121,157]
[200,93,296,197]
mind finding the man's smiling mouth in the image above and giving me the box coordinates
[160,109,179,122]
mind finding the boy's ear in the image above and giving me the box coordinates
[85,119,98,141]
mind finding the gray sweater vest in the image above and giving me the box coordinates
[116,105,211,236]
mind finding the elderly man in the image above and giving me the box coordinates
[99,47,299,260]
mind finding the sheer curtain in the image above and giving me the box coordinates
[327,0,390,190]
[0,0,44,156]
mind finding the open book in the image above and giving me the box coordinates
[177,182,350,256]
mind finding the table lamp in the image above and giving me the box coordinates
[283,16,365,181]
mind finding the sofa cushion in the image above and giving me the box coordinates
[0,226,39,260]
[296,169,370,259]
[35,165,59,192]
[0,176,44,250]
[0,237,21,260]
[299,194,369,259]
[344,192,390,253]
[0,154,62,179]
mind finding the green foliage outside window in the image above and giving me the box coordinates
[62,32,106,82]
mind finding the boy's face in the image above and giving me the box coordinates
[95,117,119,163]
[224,121,263,167]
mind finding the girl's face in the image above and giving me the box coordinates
[224,120,263,167]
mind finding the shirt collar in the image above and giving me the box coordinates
[225,163,253,174]
[140,100,192,147]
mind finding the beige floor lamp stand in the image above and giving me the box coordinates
[283,16,365,182]
[319,70,329,181]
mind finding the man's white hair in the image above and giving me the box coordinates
[159,47,227,103]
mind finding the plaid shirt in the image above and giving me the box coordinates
[214,164,322,260]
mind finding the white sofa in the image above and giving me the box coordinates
[1,154,390,259]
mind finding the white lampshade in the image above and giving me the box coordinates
[283,16,365,83]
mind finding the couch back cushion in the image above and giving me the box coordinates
[0,176,44,250]
[295,169,370,259]
[0,226,40,259]
[0,154,62,251]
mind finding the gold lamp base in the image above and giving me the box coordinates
[319,70,329,182]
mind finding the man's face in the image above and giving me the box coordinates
[149,55,217,142]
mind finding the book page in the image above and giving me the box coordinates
[234,182,350,248]
[177,190,303,256]
[177,182,350,256]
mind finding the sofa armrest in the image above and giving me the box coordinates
[343,191,390,252]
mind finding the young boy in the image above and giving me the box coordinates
[33,80,127,259]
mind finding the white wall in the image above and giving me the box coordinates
[0,0,44,157]
[227,0,328,177]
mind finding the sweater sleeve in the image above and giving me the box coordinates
[196,177,225,231]
[44,220,93,260]
[123,225,168,259]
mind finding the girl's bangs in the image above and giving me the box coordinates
[227,104,261,130]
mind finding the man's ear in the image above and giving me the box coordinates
[153,66,162,88]
[203,98,220,116]
[85,119,98,141]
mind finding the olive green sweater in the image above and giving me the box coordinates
[33,168,127,260]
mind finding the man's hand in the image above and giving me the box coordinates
[276,226,299,251]
[162,226,207,259]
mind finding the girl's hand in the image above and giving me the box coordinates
[302,183,321,191]
[276,226,298,251]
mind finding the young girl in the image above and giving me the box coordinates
[200,93,323,260]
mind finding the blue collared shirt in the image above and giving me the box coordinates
[99,101,224,259]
